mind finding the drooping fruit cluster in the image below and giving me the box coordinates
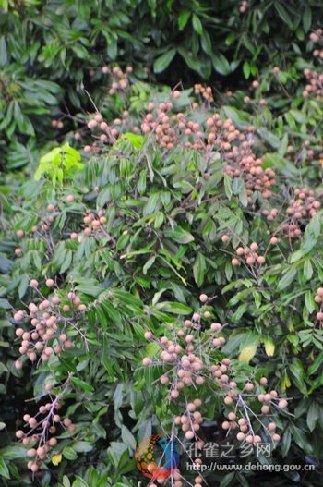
[13,280,87,368]
[101,64,132,95]
[15,203,58,257]
[142,294,287,453]
[262,207,279,222]
[282,188,321,238]
[141,102,177,149]
[83,92,277,203]
[174,398,204,444]
[75,209,107,238]
[16,389,76,472]
[231,242,265,267]
[303,69,323,98]
[212,120,276,200]
[194,83,214,102]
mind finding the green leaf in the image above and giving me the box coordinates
[0,298,12,310]
[303,215,320,253]
[220,472,235,487]
[308,352,323,375]
[121,425,136,450]
[223,174,233,200]
[164,225,194,244]
[155,301,192,315]
[153,49,176,73]
[0,458,9,479]
[193,253,206,287]
[303,6,312,31]
[18,275,29,299]
[277,268,296,290]
[290,359,307,395]
[304,290,316,314]
[192,15,203,35]
[275,3,294,30]
[0,37,7,66]
[143,255,156,275]
[303,259,313,280]
[281,430,292,457]
[63,447,78,461]
[243,61,250,79]
[72,441,93,453]
[121,132,143,149]
[212,54,231,76]
[70,376,94,393]
[306,402,318,432]
[178,11,191,30]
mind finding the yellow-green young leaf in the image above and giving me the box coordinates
[52,454,63,466]
[262,337,275,357]
[281,370,291,392]
[238,344,257,362]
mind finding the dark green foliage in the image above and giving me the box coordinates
[0,0,322,171]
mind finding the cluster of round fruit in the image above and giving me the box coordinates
[314,288,323,325]
[73,209,107,238]
[286,188,320,219]
[16,392,76,472]
[221,388,283,445]
[239,1,248,13]
[142,294,287,451]
[174,398,203,440]
[262,207,279,222]
[208,119,276,200]
[85,112,117,150]
[101,65,133,95]
[13,281,87,368]
[206,114,243,148]
[142,101,211,151]
[83,108,135,152]
[15,204,57,256]
[141,103,177,149]
[303,68,323,98]
[51,119,64,129]
[143,316,228,398]
[194,83,214,102]
[281,188,321,238]
[231,242,266,267]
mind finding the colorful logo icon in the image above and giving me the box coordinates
[135,434,180,482]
